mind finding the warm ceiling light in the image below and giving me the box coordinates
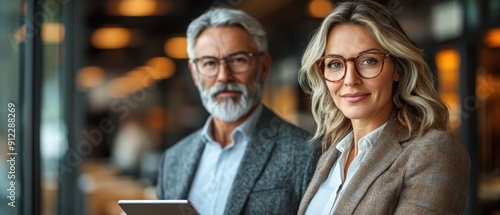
[435,49,460,130]
[77,66,105,89]
[485,28,500,48]
[308,0,333,18]
[118,0,157,16]
[435,49,460,93]
[91,27,131,49]
[145,57,176,79]
[435,49,460,72]
[164,37,188,59]
[42,23,65,44]
[107,0,172,16]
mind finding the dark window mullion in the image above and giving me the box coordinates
[21,0,43,215]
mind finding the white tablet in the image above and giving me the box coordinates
[118,199,200,215]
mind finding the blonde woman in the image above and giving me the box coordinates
[298,1,470,214]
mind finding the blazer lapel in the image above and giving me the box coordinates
[223,108,278,214]
[334,118,410,214]
[298,148,340,215]
[176,137,205,199]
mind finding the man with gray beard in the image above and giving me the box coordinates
[156,8,320,215]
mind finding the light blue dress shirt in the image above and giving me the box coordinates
[187,105,263,215]
[305,122,387,215]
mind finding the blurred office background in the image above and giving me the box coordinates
[0,0,499,214]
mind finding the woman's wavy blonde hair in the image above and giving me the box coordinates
[299,0,449,151]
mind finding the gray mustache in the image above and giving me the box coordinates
[209,83,246,96]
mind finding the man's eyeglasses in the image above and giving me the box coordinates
[192,51,263,77]
[316,51,390,82]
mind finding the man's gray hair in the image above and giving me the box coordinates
[186,7,268,59]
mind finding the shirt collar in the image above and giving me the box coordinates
[359,122,387,149]
[201,104,263,145]
[336,132,354,153]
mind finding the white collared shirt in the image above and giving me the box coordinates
[305,122,387,215]
[187,105,263,215]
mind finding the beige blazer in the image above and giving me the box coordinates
[298,118,470,215]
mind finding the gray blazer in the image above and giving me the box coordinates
[157,106,320,215]
[298,118,471,215]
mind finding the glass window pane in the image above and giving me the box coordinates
[40,1,66,215]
